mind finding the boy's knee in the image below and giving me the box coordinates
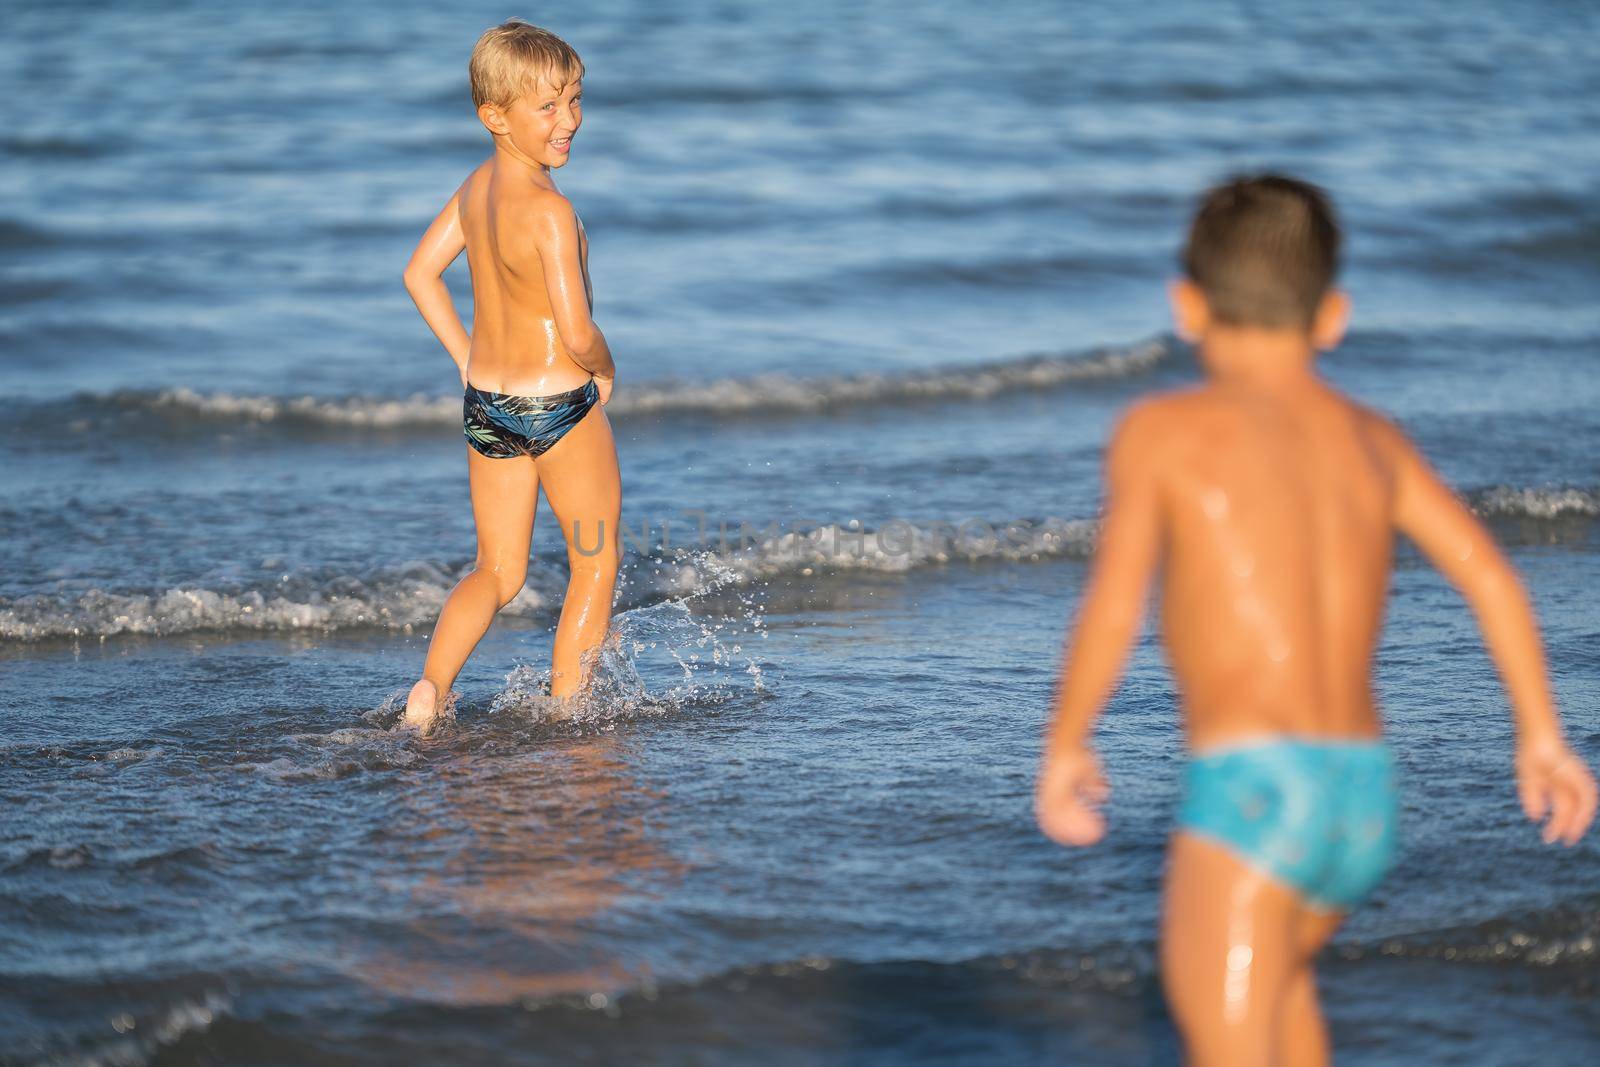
[567,520,619,569]
[478,562,527,606]
[568,544,619,580]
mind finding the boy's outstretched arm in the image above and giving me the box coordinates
[1377,417,1597,846]
[403,188,472,385]
[1037,404,1165,847]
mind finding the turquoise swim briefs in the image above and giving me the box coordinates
[1177,738,1398,911]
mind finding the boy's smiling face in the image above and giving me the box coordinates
[478,77,583,168]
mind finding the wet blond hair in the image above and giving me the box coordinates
[468,19,584,110]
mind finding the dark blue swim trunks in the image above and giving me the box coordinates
[462,379,598,459]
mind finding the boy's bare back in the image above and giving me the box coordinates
[455,159,593,396]
[1038,172,1592,1067]
[1040,175,1591,855]
[403,45,610,405]
[1122,378,1399,749]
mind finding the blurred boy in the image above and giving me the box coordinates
[401,20,618,731]
[1035,175,1595,1066]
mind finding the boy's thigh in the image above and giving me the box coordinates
[1160,833,1305,1063]
[466,447,540,553]
[535,407,621,540]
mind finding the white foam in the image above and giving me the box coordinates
[48,990,231,1067]
[0,562,550,642]
[0,517,1096,642]
[113,338,1175,429]
[9,483,1585,645]
[1467,485,1600,519]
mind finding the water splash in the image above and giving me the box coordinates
[488,551,769,730]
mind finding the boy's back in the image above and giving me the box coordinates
[1136,379,1395,749]
[1037,175,1594,1067]
[456,158,593,396]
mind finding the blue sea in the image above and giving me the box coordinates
[2,1,1598,1064]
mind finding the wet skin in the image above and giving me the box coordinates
[1036,281,1597,1066]
[400,72,621,727]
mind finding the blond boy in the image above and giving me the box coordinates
[401,20,618,730]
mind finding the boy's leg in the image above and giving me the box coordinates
[535,406,621,699]
[406,449,539,724]
[1277,908,1344,1067]
[1160,833,1317,1067]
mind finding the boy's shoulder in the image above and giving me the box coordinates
[475,162,577,225]
[1119,384,1403,436]
[501,173,574,217]
[1112,384,1422,487]
[1110,386,1216,445]
[1341,396,1408,448]
[1102,387,1210,478]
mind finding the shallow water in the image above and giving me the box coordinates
[3,1,1599,1064]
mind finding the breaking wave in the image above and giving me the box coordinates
[510,893,1600,1017]
[1465,485,1600,519]
[1338,895,1600,969]
[82,338,1176,430]
[0,517,1100,642]
[4,481,1590,643]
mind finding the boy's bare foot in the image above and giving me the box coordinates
[402,679,441,734]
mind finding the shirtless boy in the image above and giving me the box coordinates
[1035,175,1596,1065]
[401,20,618,731]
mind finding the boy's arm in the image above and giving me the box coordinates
[530,195,615,383]
[1036,404,1165,846]
[1379,417,1597,845]
[402,189,472,386]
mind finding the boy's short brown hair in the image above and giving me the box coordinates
[1182,174,1341,329]
[469,19,584,110]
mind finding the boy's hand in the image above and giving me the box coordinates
[1517,739,1598,846]
[1036,746,1110,847]
[594,375,613,406]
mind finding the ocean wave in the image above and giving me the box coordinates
[1465,485,1600,519]
[16,989,233,1067]
[510,946,1157,1023]
[0,560,550,643]
[0,517,1099,642]
[521,896,1600,1017]
[0,134,122,161]
[0,215,71,249]
[81,338,1177,430]
[1494,220,1600,264]
[1338,896,1600,969]
[3,479,1587,643]
[862,250,1154,289]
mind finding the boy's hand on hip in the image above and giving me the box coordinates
[1517,738,1598,846]
[1036,746,1110,847]
[595,375,613,406]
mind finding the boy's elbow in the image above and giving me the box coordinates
[1455,553,1526,613]
[1472,560,1526,604]
[564,324,599,360]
